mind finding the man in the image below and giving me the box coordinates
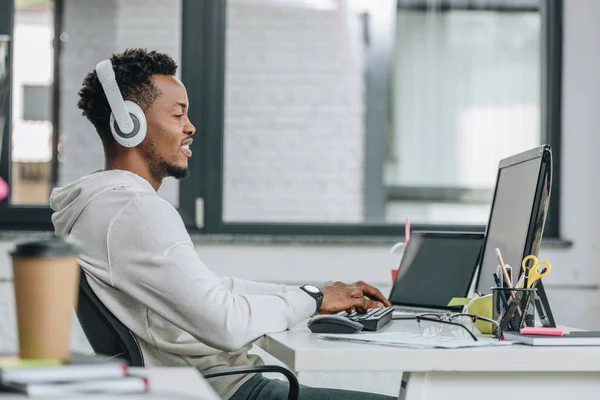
[50,49,395,400]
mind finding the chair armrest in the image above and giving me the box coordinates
[201,365,299,400]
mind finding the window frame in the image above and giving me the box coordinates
[383,0,562,239]
[0,0,563,240]
[0,0,56,230]
[0,0,197,231]
[181,0,563,239]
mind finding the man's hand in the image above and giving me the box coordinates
[318,281,391,314]
[353,280,392,308]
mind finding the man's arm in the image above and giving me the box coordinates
[107,196,316,352]
[218,276,293,296]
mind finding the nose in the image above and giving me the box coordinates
[185,119,196,136]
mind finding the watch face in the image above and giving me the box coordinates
[303,284,320,294]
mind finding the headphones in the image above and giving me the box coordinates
[95,60,147,147]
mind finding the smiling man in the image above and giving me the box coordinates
[49,49,394,400]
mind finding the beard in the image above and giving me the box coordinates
[162,161,188,180]
[143,140,189,181]
[148,159,188,181]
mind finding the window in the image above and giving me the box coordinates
[183,0,562,237]
[8,0,54,206]
[0,0,186,228]
[56,0,184,209]
[0,0,562,239]
[386,0,542,226]
[222,0,367,224]
[22,84,50,121]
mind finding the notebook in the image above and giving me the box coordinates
[389,231,484,319]
[0,353,148,396]
[503,331,600,346]
[0,352,126,384]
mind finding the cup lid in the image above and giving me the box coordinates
[10,237,78,258]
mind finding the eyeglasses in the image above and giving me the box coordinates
[415,313,499,342]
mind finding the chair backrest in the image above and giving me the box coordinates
[76,267,144,367]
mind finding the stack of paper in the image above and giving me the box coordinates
[0,353,148,397]
[318,332,513,349]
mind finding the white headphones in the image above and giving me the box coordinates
[95,59,147,147]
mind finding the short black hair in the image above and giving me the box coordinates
[77,48,178,146]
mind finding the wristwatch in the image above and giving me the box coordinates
[299,284,324,313]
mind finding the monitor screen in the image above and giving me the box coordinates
[476,152,545,294]
[388,232,484,310]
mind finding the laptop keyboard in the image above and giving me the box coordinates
[336,307,394,331]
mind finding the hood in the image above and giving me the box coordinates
[50,170,154,237]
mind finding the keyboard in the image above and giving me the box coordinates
[335,307,394,331]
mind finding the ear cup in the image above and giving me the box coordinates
[109,101,147,147]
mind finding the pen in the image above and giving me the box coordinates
[405,217,410,244]
[495,248,513,289]
[493,272,513,329]
[492,273,505,293]
[496,264,512,288]
[495,248,523,321]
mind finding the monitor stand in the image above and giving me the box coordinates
[534,281,556,327]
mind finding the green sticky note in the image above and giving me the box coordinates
[447,297,472,307]
[0,356,62,368]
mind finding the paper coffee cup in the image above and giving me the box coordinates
[10,238,79,360]
[389,242,406,283]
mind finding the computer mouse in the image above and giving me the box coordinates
[307,314,364,334]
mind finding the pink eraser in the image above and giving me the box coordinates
[520,327,569,336]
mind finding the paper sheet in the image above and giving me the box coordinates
[318,332,514,349]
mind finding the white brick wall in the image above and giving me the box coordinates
[58,0,181,206]
[58,0,365,219]
[223,0,365,223]
[58,0,117,188]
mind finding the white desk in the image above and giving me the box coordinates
[257,320,600,400]
[3,367,222,399]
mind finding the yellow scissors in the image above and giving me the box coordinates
[518,255,551,288]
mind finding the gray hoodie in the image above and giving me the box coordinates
[50,170,315,399]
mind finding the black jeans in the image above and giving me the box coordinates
[229,374,397,400]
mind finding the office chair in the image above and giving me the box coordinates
[76,267,300,400]
[76,266,145,367]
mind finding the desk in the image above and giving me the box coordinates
[2,367,222,399]
[257,320,600,400]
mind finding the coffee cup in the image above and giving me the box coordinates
[389,242,406,283]
[10,237,79,360]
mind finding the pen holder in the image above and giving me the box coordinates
[491,287,537,337]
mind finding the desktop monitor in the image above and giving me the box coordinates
[475,145,554,326]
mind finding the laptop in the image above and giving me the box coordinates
[389,231,484,319]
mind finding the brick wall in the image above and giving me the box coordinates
[58,0,181,206]
[58,0,365,220]
[223,0,365,223]
[58,0,117,187]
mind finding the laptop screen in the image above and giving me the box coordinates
[388,232,484,310]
